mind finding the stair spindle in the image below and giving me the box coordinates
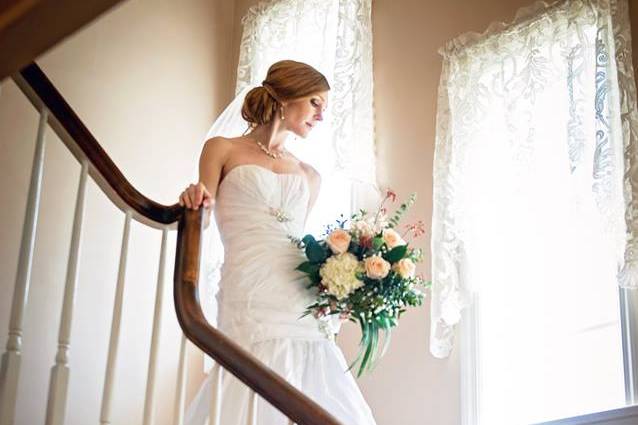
[208,363,223,425]
[247,389,258,425]
[0,108,48,425]
[172,333,188,425]
[99,211,132,424]
[143,228,169,425]
[45,160,89,425]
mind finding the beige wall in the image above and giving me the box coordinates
[0,0,234,424]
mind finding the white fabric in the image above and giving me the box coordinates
[185,164,376,425]
[430,0,638,358]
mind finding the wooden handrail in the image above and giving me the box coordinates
[13,63,182,229]
[12,62,343,425]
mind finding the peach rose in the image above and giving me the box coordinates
[364,255,391,280]
[382,228,406,249]
[326,229,351,254]
[392,258,416,279]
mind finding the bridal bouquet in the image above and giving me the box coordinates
[290,189,430,377]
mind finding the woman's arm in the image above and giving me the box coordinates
[179,137,232,227]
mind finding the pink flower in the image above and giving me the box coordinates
[359,235,373,249]
[405,220,427,239]
[386,188,397,203]
[364,255,391,280]
[326,229,352,254]
[392,258,416,279]
[382,228,406,249]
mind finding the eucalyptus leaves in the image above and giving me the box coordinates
[291,189,430,377]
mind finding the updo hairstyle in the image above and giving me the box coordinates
[241,60,330,129]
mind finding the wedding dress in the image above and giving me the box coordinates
[184,163,377,425]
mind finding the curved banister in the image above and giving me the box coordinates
[12,62,343,425]
[13,63,182,229]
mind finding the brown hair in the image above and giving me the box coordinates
[241,60,330,128]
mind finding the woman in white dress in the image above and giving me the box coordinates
[178,60,377,425]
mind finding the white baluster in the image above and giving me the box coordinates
[142,229,169,425]
[208,363,223,425]
[45,160,89,425]
[246,389,258,425]
[172,334,188,425]
[99,211,132,424]
[0,109,48,425]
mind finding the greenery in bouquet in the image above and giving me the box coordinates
[290,189,431,377]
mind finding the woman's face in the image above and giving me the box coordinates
[283,91,329,138]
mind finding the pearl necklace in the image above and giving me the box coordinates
[252,137,286,159]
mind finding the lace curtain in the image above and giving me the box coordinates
[430,0,638,359]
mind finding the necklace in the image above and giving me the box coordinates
[252,137,286,159]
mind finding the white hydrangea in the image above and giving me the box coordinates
[319,252,364,300]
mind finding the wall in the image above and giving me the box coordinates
[0,0,235,424]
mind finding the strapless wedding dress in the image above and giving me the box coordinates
[184,164,377,425]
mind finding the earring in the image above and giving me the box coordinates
[280,106,285,120]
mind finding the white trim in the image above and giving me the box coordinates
[534,404,638,425]
[459,292,479,425]
[619,287,638,404]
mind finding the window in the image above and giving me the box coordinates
[431,0,638,423]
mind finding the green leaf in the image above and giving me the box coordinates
[296,261,320,275]
[309,270,321,284]
[306,242,327,263]
[384,245,408,263]
[372,237,384,250]
[359,322,377,376]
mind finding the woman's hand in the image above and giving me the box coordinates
[178,182,212,210]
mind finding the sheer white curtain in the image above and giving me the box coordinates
[431,0,638,422]
[236,0,380,234]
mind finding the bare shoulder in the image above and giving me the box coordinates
[202,136,234,158]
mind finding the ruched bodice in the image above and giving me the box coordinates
[213,164,328,345]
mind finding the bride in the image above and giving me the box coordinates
[178,60,377,425]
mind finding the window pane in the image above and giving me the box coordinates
[448,13,627,425]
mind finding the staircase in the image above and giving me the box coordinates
[0,6,343,424]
